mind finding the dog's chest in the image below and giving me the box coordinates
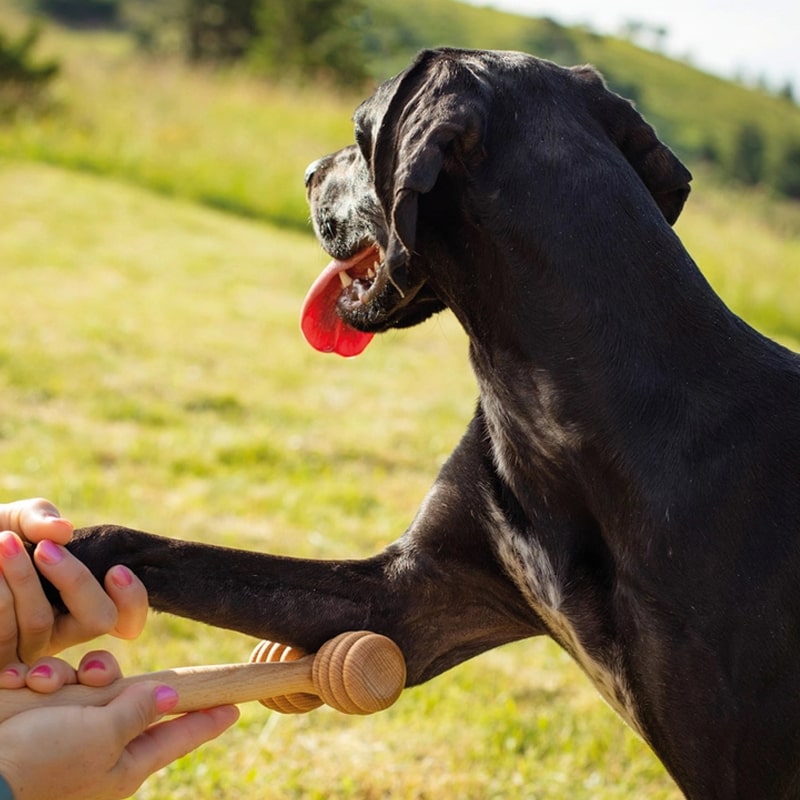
[489,507,643,737]
[478,380,644,735]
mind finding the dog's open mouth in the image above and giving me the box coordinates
[300,244,384,357]
[301,241,441,357]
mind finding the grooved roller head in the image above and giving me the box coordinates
[312,631,406,715]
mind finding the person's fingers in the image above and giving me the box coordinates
[33,540,118,654]
[0,499,73,545]
[0,661,27,689]
[0,532,54,663]
[0,569,20,668]
[103,565,149,640]
[119,705,240,781]
[76,649,124,688]
[104,682,180,749]
[23,656,79,694]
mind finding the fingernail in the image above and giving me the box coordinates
[37,539,64,565]
[109,565,133,588]
[0,533,22,559]
[82,659,107,673]
[154,685,179,714]
[30,664,53,680]
[2,667,19,678]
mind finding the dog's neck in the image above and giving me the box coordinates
[448,219,764,527]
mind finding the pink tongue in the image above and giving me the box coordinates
[300,250,376,357]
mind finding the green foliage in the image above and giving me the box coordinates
[0,21,58,115]
[123,0,369,85]
[31,0,120,25]
[250,0,368,86]
[730,122,766,185]
[774,140,800,199]
[779,81,795,104]
[184,0,257,60]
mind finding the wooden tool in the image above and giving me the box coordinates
[249,637,324,713]
[0,631,406,721]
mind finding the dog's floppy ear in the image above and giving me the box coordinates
[573,66,692,225]
[369,51,489,287]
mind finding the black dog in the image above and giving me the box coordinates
[63,49,800,798]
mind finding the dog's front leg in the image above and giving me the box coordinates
[63,416,541,684]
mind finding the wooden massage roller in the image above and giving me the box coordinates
[0,631,406,721]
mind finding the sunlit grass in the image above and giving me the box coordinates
[0,18,358,229]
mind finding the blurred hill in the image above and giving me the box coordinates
[5,0,800,200]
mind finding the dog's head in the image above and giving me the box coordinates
[301,48,692,356]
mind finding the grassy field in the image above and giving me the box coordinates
[1,11,799,800]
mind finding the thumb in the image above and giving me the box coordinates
[106,682,179,746]
[5,498,73,544]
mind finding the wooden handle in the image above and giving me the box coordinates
[0,631,406,721]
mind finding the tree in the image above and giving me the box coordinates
[129,0,369,87]
[778,80,795,104]
[729,122,766,186]
[774,141,800,200]
[699,138,721,165]
[251,0,368,87]
[0,23,59,116]
[185,0,258,61]
[31,0,120,25]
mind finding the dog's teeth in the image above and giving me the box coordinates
[338,271,353,287]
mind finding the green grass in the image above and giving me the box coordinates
[0,9,798,798]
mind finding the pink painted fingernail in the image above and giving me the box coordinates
[0,533,22,559]
[37,539,64,565]
[109,565,134,588]
[154,685,179,714]
[30,664,53,680]
[82,659,107,673]
[2,667,20,678]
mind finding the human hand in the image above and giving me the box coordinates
[0,498,149,665]
[0,650,240,800]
